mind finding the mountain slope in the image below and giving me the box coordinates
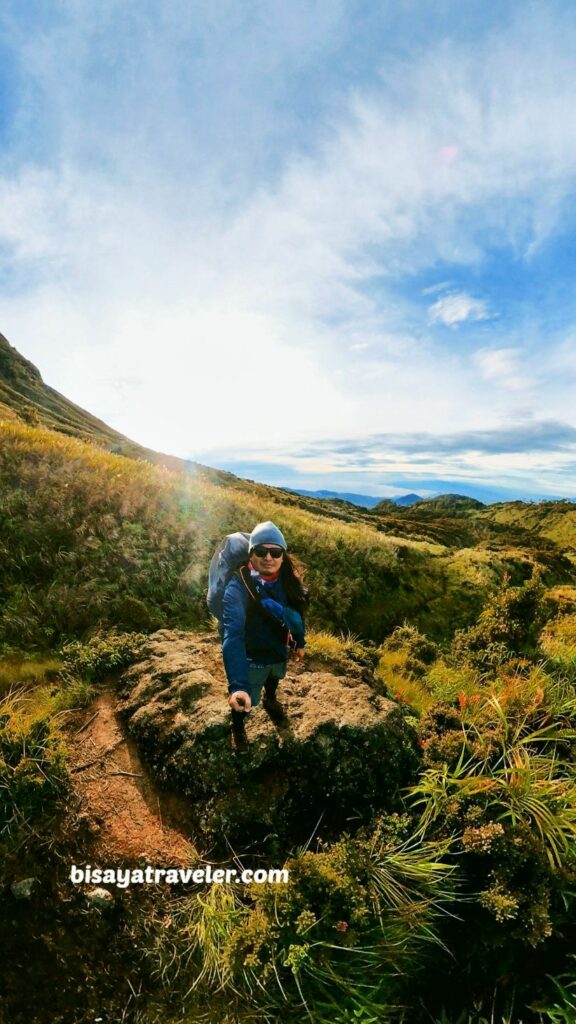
[410,494,485,514]
[0,331,228,478]
[5,330,576,554]
[479,500,576,553]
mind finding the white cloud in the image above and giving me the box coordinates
[428,292,491,327]
[473,346,533,393]
[2,4,576,484]
[422,280,454,296]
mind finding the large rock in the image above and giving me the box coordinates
[117,631,420,852]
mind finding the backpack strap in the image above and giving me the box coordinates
[236,564,262,603]
[236,566,294,648]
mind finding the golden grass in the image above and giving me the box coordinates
[305,628,372,675]
[540,612,576,669]
[0,656,63,696]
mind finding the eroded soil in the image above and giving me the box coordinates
[65,692,196,864]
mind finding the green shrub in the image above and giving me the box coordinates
[146,816,458,1022]
[424,660,482,706]
[540,613,576,681]
[379,624,439,673]
[409,677,576,1011]
[50,675,95,711]
[451,569,549,673]
[375,624,440,712]
[60,630,147,682]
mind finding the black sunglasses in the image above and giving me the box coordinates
[252,545,284,559]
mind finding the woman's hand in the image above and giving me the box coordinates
[229,691,252,712]
[260,596,285,621]
[293,648,305,661]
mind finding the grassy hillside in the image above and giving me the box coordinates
[3,328,575,569]
[480,500,576,555]
[366,490,576,567]
[3,414,571,652]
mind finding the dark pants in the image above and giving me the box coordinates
[231,673,279,728]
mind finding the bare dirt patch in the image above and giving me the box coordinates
[65,692,195,864]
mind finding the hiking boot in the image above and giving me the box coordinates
[262,690,287,724]
[231,711,250,753]
[232,730,249,753]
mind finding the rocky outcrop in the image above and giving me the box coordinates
[117,630,420,853]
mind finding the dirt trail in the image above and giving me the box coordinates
[66,692,196,864]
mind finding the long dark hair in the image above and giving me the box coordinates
[280,552,309,617]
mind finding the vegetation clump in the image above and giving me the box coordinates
[404,641,576,1016]
[0,686,68,856]
[450,569,550,672]
[61,630,147,682]
[304,627,378,679]
[376,623,440,708]
[540,611,576,680]
[145,815,458,1023]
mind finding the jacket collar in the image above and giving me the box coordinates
[247,560,281,583]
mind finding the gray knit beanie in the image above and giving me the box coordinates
[249,520,287,551]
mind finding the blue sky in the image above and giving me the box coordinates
[1,1,576,502]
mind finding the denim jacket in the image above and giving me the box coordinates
[221,573,305,694]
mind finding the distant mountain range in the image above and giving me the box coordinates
[285,488,423,509]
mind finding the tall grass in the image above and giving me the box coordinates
[0,685,69,848]
[0,655,63,696]
[0,418,527,649]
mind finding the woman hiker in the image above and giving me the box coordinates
[221,521,308,745]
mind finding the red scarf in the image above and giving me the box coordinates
[248,561,281,583]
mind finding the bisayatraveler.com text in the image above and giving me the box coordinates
[70,864,289,888]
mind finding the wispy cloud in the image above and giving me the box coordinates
[428,292,491,326]
[473,346,533,393]
[296,421,576,457]
[200,419,576,500]
[1,3,576,493]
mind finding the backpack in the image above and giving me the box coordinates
[207,532,251,619]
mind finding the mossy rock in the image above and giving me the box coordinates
[117,631,420,853]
